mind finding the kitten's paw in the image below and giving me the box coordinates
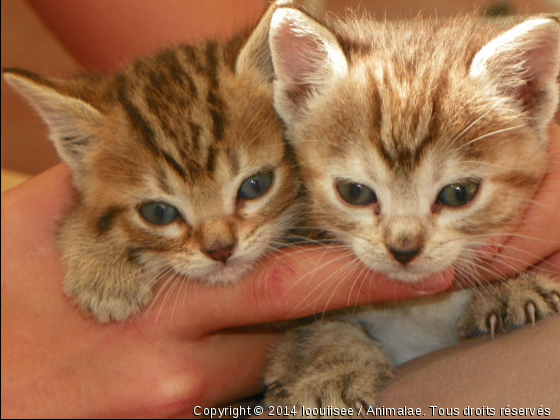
[59,220,158,322]
[66,282,154,323]
[264,320,391,419]
[459,272,560,338]
[76,288,153,322]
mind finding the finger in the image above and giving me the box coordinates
[534,250,560,275]
[195,332,279,408]
[2,163,75,229]
[152,247,455,335]
[146,332,279,417]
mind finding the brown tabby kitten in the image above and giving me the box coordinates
[264,7,560,415]
[3,3,300,322]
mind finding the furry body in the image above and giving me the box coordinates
[265,9,560,414]
[3,3,300,322]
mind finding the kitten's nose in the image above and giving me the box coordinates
[388,247,421,265]
[203,244,235,263]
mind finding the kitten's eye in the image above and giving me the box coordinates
[139,202,180,225]
[437,181,480,207]
[238,171,273,200]
[337,180,377,206]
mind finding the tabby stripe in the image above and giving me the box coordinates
[281,139,298,169]
[116,75,159,156]
[157,49,198,99]
[117,76,188,180]
[210,108,225,141]
[176,144,204,179]
[127,246,164,264]
[189,122,201,154]
[162,151,188,180]
[96,206,123,236]
[205,42,226,141]
[206,144,217,173]
[181,44,205,74]
[413,134,435,162]
[377,142,394,165]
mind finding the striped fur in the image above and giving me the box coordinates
[3,3,300,322]
[264,10,560,414]
[270,10,559,283]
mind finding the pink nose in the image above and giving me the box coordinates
[203,244,235,263]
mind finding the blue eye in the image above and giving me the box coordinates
[337,180,377,206]
[437,181,479,207]
[238,171,273,200]
[139,202,180,225]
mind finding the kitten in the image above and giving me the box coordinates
[3,2,300,323]
[264,7,560,414]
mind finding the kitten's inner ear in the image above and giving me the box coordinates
[235,1,288,82]
[3,69,104,172]
[469,17,560,130]
[269,7,348,124]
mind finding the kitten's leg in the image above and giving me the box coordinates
[59,210,157,322]
[459,272,560,338]
[264,320,391,418]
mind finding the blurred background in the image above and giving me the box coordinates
[2,0,559,191]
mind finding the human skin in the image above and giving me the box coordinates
[1,165,456,418]
[2,1,558,417]
[1,127,558,418]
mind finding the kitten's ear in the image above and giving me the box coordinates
[3,68,104,171]
[236,1,295,82]
[269,7,348,125]
[470,17,560,131]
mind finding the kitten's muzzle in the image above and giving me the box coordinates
[203,243,236,263]
[388,247,422,265]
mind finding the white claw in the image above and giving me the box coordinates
[525,302,536,326]
[354,400,368,418]
[551,293,560,312]
[489,313,498,339]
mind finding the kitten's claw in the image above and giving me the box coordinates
[525,302,536,327]
[552,293,560,312]
[488,313,498,339]
[355,399,370,418]
[459,272,560,338]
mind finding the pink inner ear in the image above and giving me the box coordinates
[524,38,559,82]
[273,21,323,86]
[514,35,559,110]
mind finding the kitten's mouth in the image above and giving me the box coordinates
[395,267,456,293]
[381,264,456,292]
[203,259,255,284]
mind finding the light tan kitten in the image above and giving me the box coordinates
[265,8,560,415]
[3,3,300,322]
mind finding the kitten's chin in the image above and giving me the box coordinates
[199,261,256,285]
[374,263,455,285]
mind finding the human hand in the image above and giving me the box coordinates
[473,122,560,283]
[0,164,453,418]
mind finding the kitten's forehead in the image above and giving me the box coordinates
[298,61,541,204]
[101,42,285,191]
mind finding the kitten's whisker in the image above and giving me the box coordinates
[155,272,182,326]
[456,124,525,151]
[286,255,358,317]
[145,270,178,321]
[318,258,364,317]
[448,109,492,144]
